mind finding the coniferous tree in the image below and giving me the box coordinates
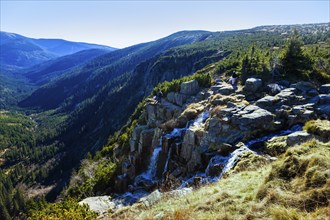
[0,200,10,220]
[280,29,312,76]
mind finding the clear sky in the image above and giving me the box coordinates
[1,1,329,48]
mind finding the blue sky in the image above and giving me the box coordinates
[1,1,329,48]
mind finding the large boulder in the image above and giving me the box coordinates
[167,187,193,198]
[319,84,330,94]
[217,84,235,95]
[291,81,316,94]
[319,94,330,104]
[244,78,262,93]
[275,88,302,105]
[316,105,330,117]
[232,105,274,130]
[180,79,200,95]
[255,95,280,112]
[139,190,163,207]
[167,92,188,106]
[266,83,286,95]
[78,196,115,214]
[287,131,312,146]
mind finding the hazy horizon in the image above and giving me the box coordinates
[1,1,329,48]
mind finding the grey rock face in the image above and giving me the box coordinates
[181,129,195,162]
[255,95,279,111]
[217,84,235,95]
[167,92,188,106]
[180,79,200,95]
[130,125,148,152]
[266,83,285,95]
[244,78,262,92]
[319,94,330,104]
[316,105,330,117]
[287,131,312,146]
[139,190,163,207]
[319,84,330,94]
[291,81,316,94]
[167,187,193,197]
[232,105,274,130]
[79,196,115,214]
[187,150,202,172]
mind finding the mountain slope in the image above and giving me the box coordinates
[0,31,115,68]
[23,49,110,85]
[0,48,110,108]
[19,31,213,110]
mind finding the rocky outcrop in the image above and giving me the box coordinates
[287,131,312,146]
[180,79,200,95]
[130,125,148,152]
[244,78,262,92]
[167,92,188,106]
[266,83,286,95]
[139,190,163,207]
[79,196,115,214]
[319,84,330,94]
[233,105,274,130]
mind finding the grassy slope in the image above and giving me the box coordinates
[109,136,330,220]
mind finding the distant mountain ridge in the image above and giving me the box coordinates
[0,31,116,68]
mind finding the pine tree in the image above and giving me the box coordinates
[0,200,10,220]
[280,29,312,76]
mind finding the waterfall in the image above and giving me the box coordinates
[134,146,162,185]
[144,147,162,180]
[162,146,173,179]
[192,111,209,128]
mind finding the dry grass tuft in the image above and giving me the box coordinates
[263,136,288,156]
[257,139,330,215]
[233,152,269,173]
[304,119,330,141]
